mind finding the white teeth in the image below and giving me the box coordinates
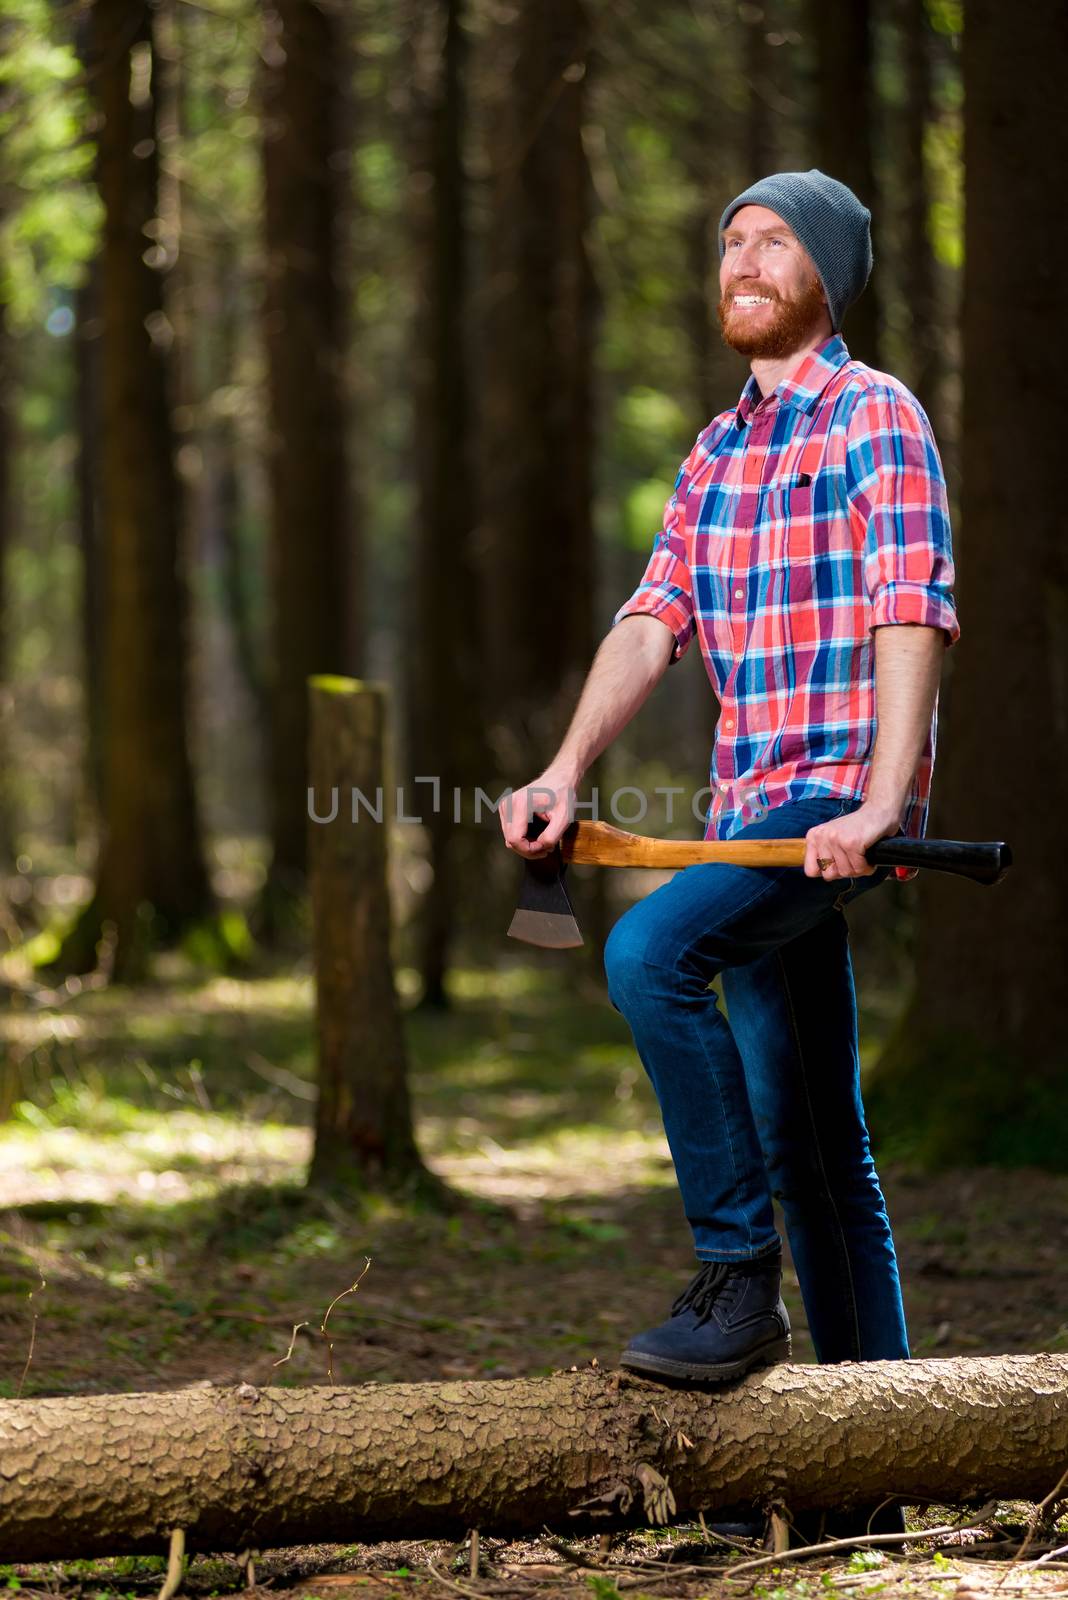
[733,295,772,306]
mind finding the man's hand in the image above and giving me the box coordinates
[499,769,579,858]
[804,626,943,882]
[803,800,904,881]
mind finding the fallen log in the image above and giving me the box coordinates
[2,1355,1067,1560]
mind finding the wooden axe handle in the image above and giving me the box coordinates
[559,820,1012,885]
[562,821,804,869]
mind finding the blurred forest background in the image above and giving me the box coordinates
[0,0,1065,1422]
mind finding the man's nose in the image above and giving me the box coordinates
[728,243,761,277]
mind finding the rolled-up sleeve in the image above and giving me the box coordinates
[847,388,960,647]
[612,461,695,662]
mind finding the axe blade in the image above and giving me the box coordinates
[507,851,583,949]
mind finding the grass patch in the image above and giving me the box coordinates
[0,952,1064,1412]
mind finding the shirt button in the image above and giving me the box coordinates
[734,588,743,600]
[724,718,734,729]
[719,783,729,793]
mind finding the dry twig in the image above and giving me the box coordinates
[157,1527,186,1600]
[723,1502,999,1582]
[16,1274,45,1399]
[320,1258,373,1382]
[998,1464,1068,1583]
[271,1320,309,1367]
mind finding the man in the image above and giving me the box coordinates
[500,171,957,1402]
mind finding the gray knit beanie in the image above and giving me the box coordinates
[718,169,872,332]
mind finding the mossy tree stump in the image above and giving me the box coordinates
[306,677,427,1192]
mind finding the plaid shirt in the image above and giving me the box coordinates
[615,336,959,857]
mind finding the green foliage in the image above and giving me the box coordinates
[585,1575,622,1600]
[927,114,963,271]
[13,1083,147,1135]
[179,910,254,970]
[176,0,262,265]
[0,0,100,324]
[927,0,963,36]
[867,1016,1068,1171]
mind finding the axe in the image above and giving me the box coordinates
[507,819,1012,949]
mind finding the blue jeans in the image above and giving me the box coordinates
[604,795,909,1364]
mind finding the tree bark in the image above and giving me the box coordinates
[56,0,212,980]
[2,1356,1067,1559]
[899,0,941,427]
[866,0,1068,1168]
[406,0,488,1008]
[73,264,105,827]
[0,255,14,867]
[261,0,354,913]
[479,0,597,762]
[306,678,427,1191]
[743,1,776,182]
[805,0,881,367]
[202,236,268,731]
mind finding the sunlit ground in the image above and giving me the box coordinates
[0,961,674,1211]
[0,954,1065,1408]
[0,955,1067,1600]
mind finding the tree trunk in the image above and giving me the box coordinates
[306,678,428,1191]
[0,266,14,867]
[407,0,488,1008]
[865,0,1068,1168]
[743,1,776,182]
[805,0,881,367]
[1,1356,1066,1558]
[56,0,212,981]
[899,0,941,426]
[201,237,269,734]
[73,264,105,827]
[479,0,597,763]
[261,0,354,915]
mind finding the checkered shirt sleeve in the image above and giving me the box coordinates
[847,388,960,645]
[612,459,696,661]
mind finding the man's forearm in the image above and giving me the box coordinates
[864,622,945,821]
[501,616,675,853]
[548,616,676,785]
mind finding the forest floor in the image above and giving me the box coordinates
[0,954,1066,1599]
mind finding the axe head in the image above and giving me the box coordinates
[507,847,583,948]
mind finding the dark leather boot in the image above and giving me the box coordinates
[620,1248,790,1382]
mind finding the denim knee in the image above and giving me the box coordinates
[764,1135,879,1217]
[603,913,641,1011]
[603,901,673,1011]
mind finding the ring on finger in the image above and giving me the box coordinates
[816,856,833,872]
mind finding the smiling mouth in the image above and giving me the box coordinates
[731,294,775,310]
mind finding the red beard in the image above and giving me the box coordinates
[717,274,828,359]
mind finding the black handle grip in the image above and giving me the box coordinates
[866,837,1012,886]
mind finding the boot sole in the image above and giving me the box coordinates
[619,1333,791,1384]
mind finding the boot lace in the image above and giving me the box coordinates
[670,1260,732,1327]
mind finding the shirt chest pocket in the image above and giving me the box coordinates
[756,480,814,567]
[757,475,857,577]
